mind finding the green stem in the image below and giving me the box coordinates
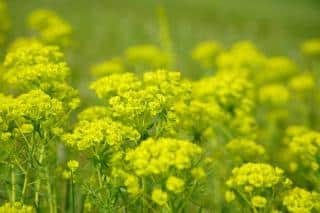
[21,170,28,202]
[71,171,75,213]
[52,188,57,213]
[35,145,45,209]
[46,167,55,213]
[96,166,103,188]
[65,180,70,212]
[11,165,15,203]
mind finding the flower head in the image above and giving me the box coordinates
[151,189,168,206]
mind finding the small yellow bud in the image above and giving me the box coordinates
[67,160,79,171]
[151,189,168,206]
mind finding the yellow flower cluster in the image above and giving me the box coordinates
[283,187,320,213]
[193,70,256,139]
[125,44,171,69]
[77,106,109,122]
[124,174,140,195]
[3,42,79,110]
[251,195,267,208]
[284,128,320,172]
[225,163,295,211]
[91,70,190,135]
[225,138,265,163]
[90,58,125,77]
[289,72,315,93]
[63,118,140,150]
[166,176,185,193]
[255,56,297,85]
[0,202,34,213]
[191,40,222,69]
[226,163,286,189]
[7,37,43,52]
[194,70,253,110]
[0,90,66,142]
[125,137,202,176]
[113,138,208,207]
[151,188,168,206]
[90,42,173,77]
[90,72,141,99]
[300,38,320,56]
[0,94,17,141]
[0,0,10,45]
[67,160,79,171]
[28,9,72,46]
[258,84,290,106]
[15,90,65,130]
[173,99,228,140]
[216,41,266,70]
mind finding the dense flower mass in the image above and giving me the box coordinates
[0,4,320,212]
[0,202,34,213]
[28,9,72,46]
[225,163,293,211]
[124,44,171,69]
[300,38,320,56]
[283,187,320,213]
[63,118,140,150]
[226,163,286,189]
[90,58,125,77]
[191,40,222,69]
[225,138,265,163]
[90,69,190,136]
[125,137,202,175]
[258,84,290,106]
[3,42,79,109]
[216,41,266,70]
[283,128,320,174]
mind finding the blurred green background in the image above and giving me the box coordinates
[6,0,320,102]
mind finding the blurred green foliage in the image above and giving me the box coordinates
[5,0,320,102]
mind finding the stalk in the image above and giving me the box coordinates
[46,167,55,213]
[96,166,103,188]
[71,170,75,213]
[11,165,15,203]
[35,145,45,209]
[21,170,28,202]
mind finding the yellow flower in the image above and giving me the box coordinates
[62,170,71,179]
[225,190,236,202]
[20,124,34,134]
[300,38,320,56]
[90,58,125,77]
[125,44,171,69]
[151,189,168,206]
[216,40,266,70]
[191,40,222,69]
[125,138,202,176]
[124,175,140,196]
[191,167,206,180]
[259,84,290,106]
[225,138,265,163]
[226,163,285,189]
[289,73,315,92]
[166,176,185,193]
[251,196,267,208]
[283,187,320,213]
[28,9,72,46]
[0,202,34,213]
[67,160,79,171]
